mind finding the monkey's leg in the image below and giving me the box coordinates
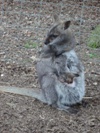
[0,86,47,103]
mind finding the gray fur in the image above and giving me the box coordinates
[36,49,85,111]
[35,15,85,112]
[0,16,85,113]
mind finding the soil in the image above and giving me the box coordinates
[0,0,100,133]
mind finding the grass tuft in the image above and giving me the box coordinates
[24,41,39,49]
[87,25,100,48]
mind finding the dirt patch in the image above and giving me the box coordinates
[0,1,100,133]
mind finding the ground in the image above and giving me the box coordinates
[0,0,100,133]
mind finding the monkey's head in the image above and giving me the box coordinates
[44,14,77,56]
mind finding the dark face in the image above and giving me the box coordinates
[44,25,67,56]
[44,25,60,45]
[44,21,75,56]
[44,21,71,45]
[48,34,69,56]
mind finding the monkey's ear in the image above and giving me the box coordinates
[64,21,71,30]
[53,14,59,23]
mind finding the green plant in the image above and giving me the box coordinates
[24,41,39,49]
[88,53,99,58]
[87,25,100,48]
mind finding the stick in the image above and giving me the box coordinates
[83,96,93,99]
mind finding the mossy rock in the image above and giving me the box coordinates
[87,25,100,48]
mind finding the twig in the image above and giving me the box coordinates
[91,72,100,75]
[83,96,93,99]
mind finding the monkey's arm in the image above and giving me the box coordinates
[0,86,47,103]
